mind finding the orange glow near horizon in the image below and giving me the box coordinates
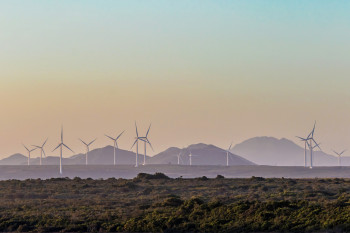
[1,1,350,158]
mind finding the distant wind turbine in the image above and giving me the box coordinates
[79,138,97,165]
[296,136,310,167]
[177,150,184,165]
[188,151,199,166]
[53,127,74,175]
[139,124,153,165]
[131,122,142,167]
[32,138,48,166]
[23,144,37,166]
[105,131,124,166]
[333,150,346,166]
[226,142,233,167]
[307,122,321,169]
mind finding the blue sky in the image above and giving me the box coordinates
[0,1,349,157]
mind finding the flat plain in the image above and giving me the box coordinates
[1,164,350,180]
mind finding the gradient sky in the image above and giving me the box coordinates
[1,0,350,158]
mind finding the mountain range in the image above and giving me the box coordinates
[0,144,253,166]
[1,137,347,166]
[231,136,344,166]
[150,143,254,166]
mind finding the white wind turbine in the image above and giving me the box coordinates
[139,124,153,165]
[188,151,199,166]
[307,122,321,169]
[105,131,124,166]
[177,150,184,165]
[53,127,74,175]
[79,138,97,165]
[33,138,48,166]
[333,150,346,166]
[226,142,233,166]
[23,144,37,166]
[131,122,142,167]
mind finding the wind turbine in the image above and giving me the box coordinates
[139,124,153,165]
[23,144,37,166]
[105,131,124,165]
[296,136,310,167]
[131,122,142,167]
[177,150,184,165]
[307,122,321,169]
[33,138,48,166]
[188,151,199,166]
[53,127,74,175]
[226,142,233,167]
[333,150,346,166]
[79,138,97,165]
[189,151,193,166]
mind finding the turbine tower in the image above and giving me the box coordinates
[105,131,124,165]
[131,122,142,167]
[23,144,37,166]
[333,150,346,166]
[226,142,233,167]
[139,124,153,165]
[189,151,193,166]
[33,138,48,166]
[79,138,97,165]
[296,136,310,167]
[53,127,74,175]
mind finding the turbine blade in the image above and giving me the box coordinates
[116,131,124,140]
[179,155,184,164]
[312,139,321,150]
[135,122,138,137]
[79,138,88,146]
[131,139,138,150]
[311,121,316,137]
[340,150,347,155]
[147,140,154,151]
[30,148,37,152]
[63,144,74,153]
[105,134,115,141]
[61,126,63,142]
[42,149,46,157]
[139,138,146,142]
[229,142,233,151]
[23,144,29,152]
[296,136,306,141]
[52,143,62,152]
[42,138,48,147]
[307,132,312,140]
[146,123,151,137]
[305,140,310,147]
[88,138,97,146]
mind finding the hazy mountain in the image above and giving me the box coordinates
[150,143,255,165]
[231,137,341,166]
[0,153,28,165]
[4,139,347,167]
[67,146,149,165]
[149,147,182,164]
[0,146,150,166]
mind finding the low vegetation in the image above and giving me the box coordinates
[1,173,350,232]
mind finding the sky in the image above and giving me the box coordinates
[0,0,350,158]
